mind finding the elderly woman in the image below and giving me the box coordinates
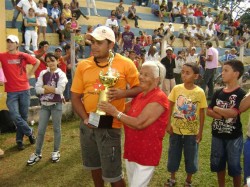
[99,61,169,187]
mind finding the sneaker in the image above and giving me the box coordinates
[17,142,25,150]
[27,153,42,166]
[95,14,100,17]
[51,151,60,163]
[29,133,36,144]
[0,148,4,157]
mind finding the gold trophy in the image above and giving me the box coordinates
[89,50,119,127]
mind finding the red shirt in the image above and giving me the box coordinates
[58,57,67,73]
[34,50,47,78]
[194,9,203,17]
[233,21,240,28]
[0,51,37,92]
[124,88,169,166]
[140,35,151,46]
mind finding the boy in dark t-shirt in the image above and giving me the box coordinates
[207,60,246,187]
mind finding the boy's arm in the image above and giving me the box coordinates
[166,101,174,135]
[213,106,238,119]
[206,108,223,119]
[239,93,250,113]
[206,89,223,119]
[196,108,205,143]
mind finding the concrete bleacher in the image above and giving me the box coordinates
[3,0,250,109]
[5,0,250,61]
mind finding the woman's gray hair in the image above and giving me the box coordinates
[141,60,166,89]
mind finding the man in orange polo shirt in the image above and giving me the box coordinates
[71,26,141,187]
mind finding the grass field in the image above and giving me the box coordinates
[0,112,249,187]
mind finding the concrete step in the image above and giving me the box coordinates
[29,86,36,96]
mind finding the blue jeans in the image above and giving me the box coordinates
[12,8,20,28]
[7,90,32,143]
[210,135,243,176]
[64,78,72,101]
[201,68,217,99]
[244,137,250,184]
[36,103,62,155]
[167,133,198,174]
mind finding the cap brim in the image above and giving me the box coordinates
[7,38,18,44]
[87,33,109,42]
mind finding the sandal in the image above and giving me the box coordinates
[164,179,176,187]
[184,180,192,187]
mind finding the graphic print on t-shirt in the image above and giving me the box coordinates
[173,95,199,134]
[212,94,237,134]
[7,54,26,76]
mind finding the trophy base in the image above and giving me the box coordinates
[88,112,114,129]
[96,109,106,116]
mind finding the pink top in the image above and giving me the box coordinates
[205,47,218,69]
[124,88,169,166]
[215,23,220,32]
[0,67,6,82]
[71,21,77,29]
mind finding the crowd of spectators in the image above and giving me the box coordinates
[10,0,250,61]
[2,1,250,186]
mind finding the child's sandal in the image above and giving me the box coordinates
[164,179,176,187]
[184,180,192,187]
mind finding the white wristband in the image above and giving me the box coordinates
[117,112,123,121]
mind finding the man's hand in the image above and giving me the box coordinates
[83,117,96,128]
[107,88,126,102]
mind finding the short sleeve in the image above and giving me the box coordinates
[125,60,140,88]
[17,0,23,8]
[199,89,208,109]
[208,88,222,109]
[233,89,246,110]
[22,53,37,65]
[168,86,176,102]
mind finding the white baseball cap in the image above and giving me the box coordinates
[88,26,115,43]
[166,47,173,51]
[7,35,19,44]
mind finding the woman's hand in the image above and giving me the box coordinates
[98,101,118,117]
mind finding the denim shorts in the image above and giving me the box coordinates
[210,135,243,177]
[167,133,198,174]
[79,122,122,183]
